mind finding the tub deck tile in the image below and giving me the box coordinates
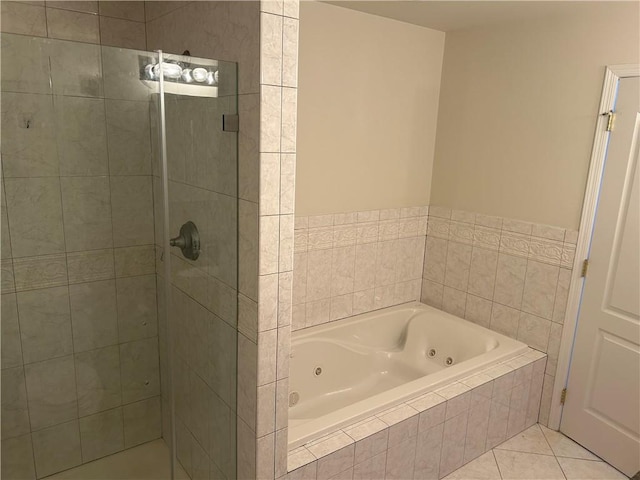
[342,417,387,442]
[460,373,493,389]
[306,431,354,460]
[407,391,446,413]
[435,382,471,400]
[376,403,419,427]
[288,446,316,472]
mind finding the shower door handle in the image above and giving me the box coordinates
[170,221,200,261]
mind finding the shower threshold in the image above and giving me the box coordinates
[43,439,188,480]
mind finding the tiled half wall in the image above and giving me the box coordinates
[292,207,429,331]
[282,349,547,479]
[420,207,578,426]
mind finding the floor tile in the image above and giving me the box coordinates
[493,449,565,480]
[444,451,502,479]
[557,457,627,480]
[540,425,599,460]
[495,425,553,456]
[43,439,187,480]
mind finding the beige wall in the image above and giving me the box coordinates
[431,2,640,229]
[296,2,444,215]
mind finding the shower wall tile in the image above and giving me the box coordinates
[49,41,103,98]
[114,245,155,277]
[261,13,283,86]
[123,396,162,448]
[1,366,31,439]
[79,407,124,462]
[45,2,99,14]
[0,1,47,36]
[1,92,58,177]
[69,280,118,352]
[1,433,36,480]
[105,100,152,175]
[61,176,113,252]
[67,248,115,283]
[4,177,65,258]
[119,337,160,404]
[116,275,158,343]
[75,345,121,417]
[17,286,73,364]
[1,294,23,369]
[12,254,68,292]
[421,208,578,427]
[110,176,154,247]
[24,355,78,431]
[1,259,16,294]
[55,96,109,176]
[31,420,82,478]
[99,1,145,22]
[46,7,100,43]
[0,33,51,95]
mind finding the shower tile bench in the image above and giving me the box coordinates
[282,348,547,480]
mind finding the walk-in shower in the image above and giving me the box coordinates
[1,32,239,480]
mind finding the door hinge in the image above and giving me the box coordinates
[581,259,589,277]
[560,388,567,405]
[604,110,615,131]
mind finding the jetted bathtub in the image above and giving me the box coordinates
[288,302,529,448]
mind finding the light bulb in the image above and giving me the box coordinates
[192,68,207,82]
[206,70,217,85]
[181,68,193,83]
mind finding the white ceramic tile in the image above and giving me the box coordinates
[99,16,146,49]
[99,1,144,20]
[490,303,521,339]
[1,294,23,369]
[496,424,553,455]
[414,422,443,479]
[1,1,46,36]
[1,366,30,440]
[439,411,469,477]
[69,280,118,352]
[306,431,354,459]
[261,85,282,152]
[385,436,416,480]
[47,7,99,43]
[539,425,599,461]
[442,286,466,318]
[282,17,299,87]
[444,451,501,480]
[261,12,283,86]
[552,268,572,324]
[493,449,565,479]
[351,428,388,464]
[316,445,354,480]
[353,451,386,480]
[473,226,501,251]
[493,254,527,309]
[79,407,124,462]
[1,433,36,480]
[17,286,73,363]
[475,214,503,229]
[32,420,82,478]
[556,457,626,479]
[123,397,161,448]
[517,312,551,352]
[532,224,565,242]
[464,294,492,328]
[288,446,316,471]
[60,177,113,252]
[463,397,490,463]
[522,261,559,320]
[444,242,472,290]
[468,247,498,300]
[13,254,68,291]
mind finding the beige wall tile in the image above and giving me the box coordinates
[32,420,82,477]
[46,7,99,43]
[69,280,118,352]
[98,1,144,21]
[17,286,73,363]
[1,434,36,480]
[75,345,121,416]
[79,407,124,462]
[0,2,47,36]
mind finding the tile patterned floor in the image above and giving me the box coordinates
[444,424,628,480]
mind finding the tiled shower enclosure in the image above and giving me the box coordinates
[0,7,241,479]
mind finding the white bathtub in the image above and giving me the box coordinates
[288,302,529,448]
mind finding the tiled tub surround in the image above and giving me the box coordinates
[283,348,547,479]
[288,303,529,449]
[420,207,578,427]
[292,206,429,331]
[0,35,161,480]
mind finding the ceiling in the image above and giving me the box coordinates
[323,1,628,32]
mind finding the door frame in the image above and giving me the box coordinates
[549,63,640,430]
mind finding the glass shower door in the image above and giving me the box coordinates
[154,52,239,480]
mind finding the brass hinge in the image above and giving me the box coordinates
[604,110,615,131]
[560,388,567,405]
[581,259,589,277]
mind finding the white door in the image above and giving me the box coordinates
[561,77,640,477]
